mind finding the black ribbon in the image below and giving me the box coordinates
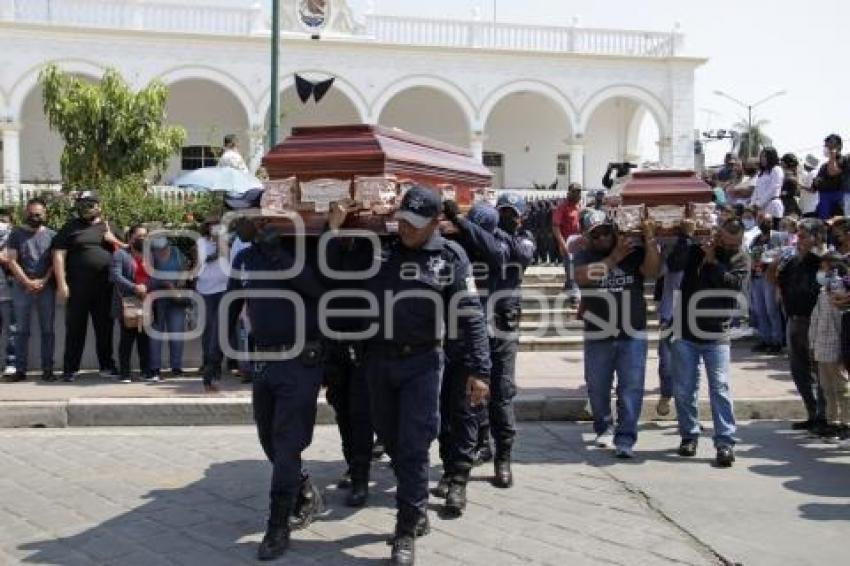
[295,74,335,104]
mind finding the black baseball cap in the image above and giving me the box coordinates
[395,186,441,229]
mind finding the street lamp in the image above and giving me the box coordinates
[713,89,787,159]
[268,0,281,150]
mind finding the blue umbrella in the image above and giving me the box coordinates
[173,166,263,195]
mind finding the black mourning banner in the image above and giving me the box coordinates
[295,74,335,104]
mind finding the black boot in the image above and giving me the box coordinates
[493,453,513,489]
[289,474,323,531]
[346,476,369,508]
[431,468,452,499]
[390,532,415,565]
[443,469,470,517]
[257,497,291,561]
[472,425,493,467]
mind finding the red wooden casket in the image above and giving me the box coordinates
[617,170,712,207]
[261,124,493,234]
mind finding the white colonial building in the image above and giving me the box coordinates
[0,0,705,194]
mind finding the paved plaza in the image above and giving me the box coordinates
[1,422,848,565]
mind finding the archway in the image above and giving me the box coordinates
[272,84,363,139]
[163,78,252,182]
[377,86,472,149]
[483,91,574,190]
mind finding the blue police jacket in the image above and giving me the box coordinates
[328,231,492,380]
[231,242,326,347]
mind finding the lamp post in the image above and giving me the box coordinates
[268,0,281,150]
[713,89,786,159]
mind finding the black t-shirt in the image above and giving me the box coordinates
[52,218,114,280]
[574,245,647,338]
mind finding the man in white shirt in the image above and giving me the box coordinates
[196,217,231,392]
[799,154,820,218]
[218,134,249,173]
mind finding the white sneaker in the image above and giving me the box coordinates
[595,431,615,449]
[3,365,16,376]
[143,373,162,383]
[656,396,672,417]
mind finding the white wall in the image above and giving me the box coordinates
[278,87,362,138]
[378,87,470,149]
[164,80,250,182]
[584,97,640,189]
[20,86,64,183]
[484,93,572,190]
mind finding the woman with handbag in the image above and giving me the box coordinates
[111,225,152,382]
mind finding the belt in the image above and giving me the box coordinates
[368,341,440,359]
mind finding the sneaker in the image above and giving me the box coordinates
[3,365,16,376]
[118,375,133,384]
[143,373,162,383]
[820,425,841,443]
[62,373,76,383]
[656,396,673,417]
[595,431,615,449]
[715,446,735,468]
[41,370,56,383]
[678,438,698,457]
[99,368,120,380]
[614,446,634,459]
[170,369,184,377]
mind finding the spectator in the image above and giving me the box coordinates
[741,207,761,250]
[808,252,850,442]
[553,184,583,304]
[717,153,739,183]
[799,154,820,218]
[0,210,19,381]
[574,210,660,459]
[592,190,606,210]
[196,216,229,393]
[780,153,802,218]
[812,134,850,220]
[711,176,727,207]
[52,192,120,382]
[727,161,758,206]
[749,215,786,354]
[774,218,828,432]
[218,133,249,173]
[148,237,189,380]
[5,199,55,382]
[227,217,257,381]
[668,218,750,467]
[111,225,153,383]
[750,147,785,220]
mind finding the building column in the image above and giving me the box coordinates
[1,122,21,186]
[566,136,584,187]
[248,123,266,174]
[469,131,485,163]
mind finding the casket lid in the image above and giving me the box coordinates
[262,124,492,186]
[618,169,712,206]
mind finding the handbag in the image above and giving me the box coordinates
[122,296,144,331]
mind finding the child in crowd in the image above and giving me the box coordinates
[809,252,850,442]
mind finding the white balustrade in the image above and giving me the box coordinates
[0,184,197,207]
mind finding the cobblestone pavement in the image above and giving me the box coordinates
[0,424,721,566]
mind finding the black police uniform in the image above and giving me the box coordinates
[232,233,327,560]
[329,227,491,546]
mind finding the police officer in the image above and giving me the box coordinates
[487,194,536,488]
[434,201,505,516]
[233,222,327,561]
[328,187,491,565]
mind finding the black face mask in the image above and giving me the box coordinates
[26,216,44,228]
[131,239,145,253]
[499,217,518,235]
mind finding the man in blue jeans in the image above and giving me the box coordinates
[667,218,751,467]
[574,210,660,459]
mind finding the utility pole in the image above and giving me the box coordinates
[268,0,281,150]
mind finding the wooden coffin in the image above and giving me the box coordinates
[618,170,712,207]
[261,125,493,234]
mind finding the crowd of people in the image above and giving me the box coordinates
[2,132,850,564]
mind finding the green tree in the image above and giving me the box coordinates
[733,119,773,161]
[40,64,186,190]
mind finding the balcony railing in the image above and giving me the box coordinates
[1,1,682,58]
[363,14,682,57]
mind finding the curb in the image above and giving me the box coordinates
[0,396,808,428]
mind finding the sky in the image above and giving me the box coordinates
[347,0,850,165]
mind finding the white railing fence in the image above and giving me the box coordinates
[0,184,194,207]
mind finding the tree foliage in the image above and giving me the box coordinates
[39,65,186,190]
[733,119,773,162]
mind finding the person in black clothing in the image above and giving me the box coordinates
[774,218,828,431]
[52,192,122,382]
[812,133,850,219]
[780,153,802,218]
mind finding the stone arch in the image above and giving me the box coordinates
[156,66,256,123]
[371,75,475,131]
[8,59,107,121]
[479,80,578,134]
[259,72,369,125]
[578,84,670,136]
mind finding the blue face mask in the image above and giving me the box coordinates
[743,219,756,230]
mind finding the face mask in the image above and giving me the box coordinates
[131,239,145,253]
[743,219,756,230]
[816,271,829,287]
[500,217,518,235]
[26,216,45,228]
